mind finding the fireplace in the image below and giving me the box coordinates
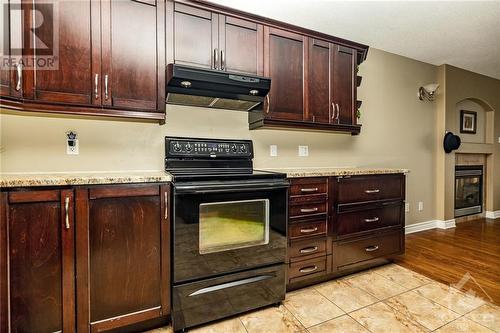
[455,165,483,217]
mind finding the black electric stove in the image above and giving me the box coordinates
[166,137,288,332]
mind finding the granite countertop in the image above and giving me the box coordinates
[262,167,409,178]
[0,171,173,188]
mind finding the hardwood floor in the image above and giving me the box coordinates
[395,218,500,305]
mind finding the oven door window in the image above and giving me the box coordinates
[199,199,269,254]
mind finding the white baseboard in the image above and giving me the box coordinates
[405,219,456,234]
[485,211,500,219]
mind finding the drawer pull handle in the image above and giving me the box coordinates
[299,265,318,273]
[364,217,379,223]
[300,207,319,213]
[365,245,379,252]
[300,187,319,193]
[300,227,319,234]
[365,189,380,194]
[64,197,70,230]
[300,246,319,254]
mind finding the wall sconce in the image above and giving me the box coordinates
[418,83,439,101]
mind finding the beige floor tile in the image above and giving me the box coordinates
[307,315,369,333]
[350,302,429,333]
[415,282,485,315]
[371,264,432,289]
[466,303,500,332]
[189,317,247,333]
[240,305,306,333]
[435,317,495,333]
[141,326,173,333]
[283,288,344,327]
[344,271,408,300]
[314,279,378,313]
[385,290,461,330]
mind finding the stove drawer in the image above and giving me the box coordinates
[290,177,328,196]
[337,174,404,204]
[336,204,403,237]
[288,256,327,280]
[172,264,285,331]
[288,237,327,261]
[289,219,327,239]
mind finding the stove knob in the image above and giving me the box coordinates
[185,143,193,152]
[239,144,247,153]
[231,144,238,153]
[173,142,181,152]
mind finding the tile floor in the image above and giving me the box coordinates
[145,264,499,333]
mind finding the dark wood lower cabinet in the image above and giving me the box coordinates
[1,183,170,333]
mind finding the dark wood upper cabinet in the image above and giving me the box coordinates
[1,0,23,98]
[75,184,170,332]
[332,45,356,125]
[306,38,332,124]
[219,16,263,75]
[264,27,306,121]
[169,3,218,69]
[101,0,165,111]
[1,189,75,333]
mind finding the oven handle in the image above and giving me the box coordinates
[175,182,289,194]
[188,274,275,297]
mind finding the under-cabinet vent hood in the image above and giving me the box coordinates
[166,64,271,111]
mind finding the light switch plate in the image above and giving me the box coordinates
[418,201,424,211]
[498,136,500,143]
[270,145,278,157]
[405,203,410,213]
[298,145,309,157]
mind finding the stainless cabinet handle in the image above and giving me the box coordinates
[220,50,225,70]
[364,217,379,223]
[365,245,379,252]
[299,246,318,254]
[300,207,319,213]
[365,189,380,194]
[300,188,318,193]
[331,102,335,120]
[164,191,168,220]
[213,48,219,69]
[335,103,340,123]
[265,94,270,114]
[64,197,70,230]
[104,74,109,100]
[15,63,22,91]
[299,265,318,273]
[300,227,318,233]
[94,74,99,99]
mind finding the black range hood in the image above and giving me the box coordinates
[166,64,271,111]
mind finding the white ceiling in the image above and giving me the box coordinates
[207,0,500,79]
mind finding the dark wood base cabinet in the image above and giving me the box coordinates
[1,184,171,333]
[286,174,405,290]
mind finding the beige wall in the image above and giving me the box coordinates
[1,48,439,224]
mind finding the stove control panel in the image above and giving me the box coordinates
[166,137,253,158]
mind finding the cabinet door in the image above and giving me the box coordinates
[306,38,333,123]
[0,0,23,98]
[168,2,218,69]
[101,0,165,111]
[76,184,170,332]
[264,27,305,121]
[332,45,356,125]
[26,0,100,105]
[1,189,75,333]
[219,15,263,75]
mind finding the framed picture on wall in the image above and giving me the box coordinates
[460,110,477,134]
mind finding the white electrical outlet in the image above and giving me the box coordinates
[405,203,410,213]
[270,145,278,157]
[298,145,309,157]
[418,201,424,211]
[66,131,79,155]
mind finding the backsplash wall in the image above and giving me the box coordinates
[0,48,437,224]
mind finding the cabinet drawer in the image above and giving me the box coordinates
[334,230,402,269]
[288,256,327,279]
[337,174,404,204]
[288,237,327,260]
[336,204,402,237]
[290,178,328,196]
[289,201,327,218]
[289,219,327,239]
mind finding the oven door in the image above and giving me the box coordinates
[173,178,288,284]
